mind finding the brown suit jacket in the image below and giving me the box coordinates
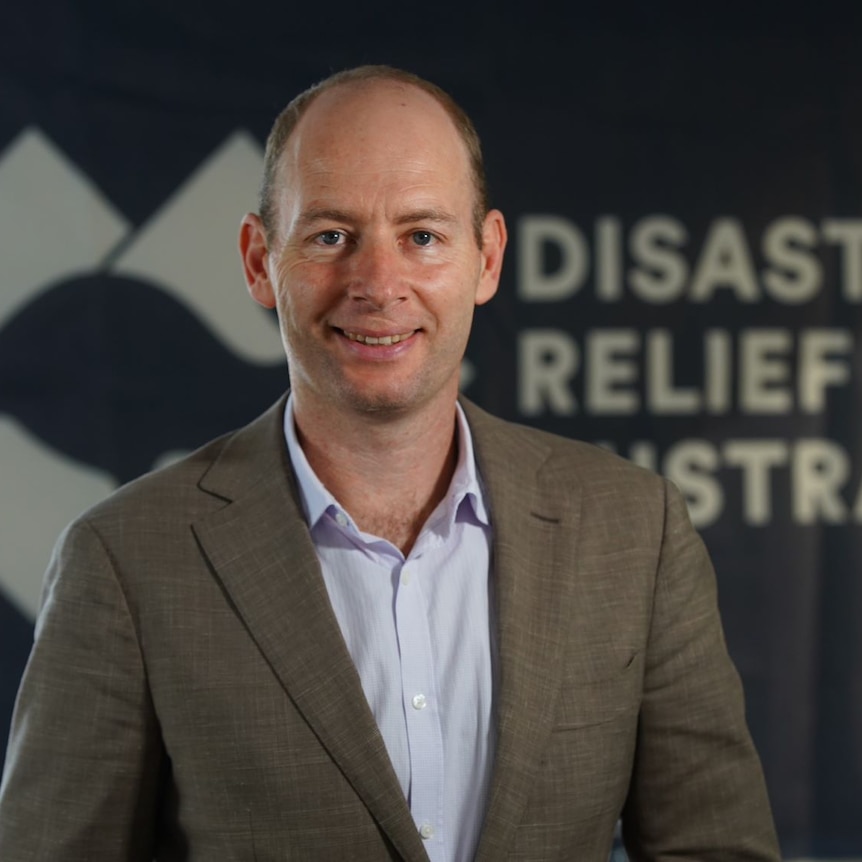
[0,396,780,860]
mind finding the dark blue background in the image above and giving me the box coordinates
[2,3,861,856]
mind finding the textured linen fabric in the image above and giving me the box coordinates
[0,395,782,861]
[284,397,495,862]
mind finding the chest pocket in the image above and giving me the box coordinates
[553,648,643,730]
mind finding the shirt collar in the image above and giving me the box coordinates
[283,393,490,533]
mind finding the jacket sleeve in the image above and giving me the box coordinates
[0,518,164,861]
[621,480,781,861]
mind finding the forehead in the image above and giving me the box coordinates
[279,80,472,193]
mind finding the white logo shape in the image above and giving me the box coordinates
[0,128,277,619]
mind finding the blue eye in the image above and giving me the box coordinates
[318,231,343,245]
[412,231,435,246]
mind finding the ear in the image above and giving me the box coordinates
[475,209,507,306]
[239,213,276,309]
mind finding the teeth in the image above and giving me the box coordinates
[344,331,413,345]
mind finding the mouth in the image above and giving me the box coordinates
[340,329,417,346]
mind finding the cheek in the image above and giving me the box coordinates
[273,269,331,327]
[271,289,312,351]
[419,258,483,307]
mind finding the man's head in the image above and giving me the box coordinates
[258,65,490,248]
[239,67,506,423]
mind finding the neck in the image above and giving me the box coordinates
[293,393,460,555]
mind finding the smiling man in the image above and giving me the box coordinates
[239,74,504,558]
[0,67,779,861]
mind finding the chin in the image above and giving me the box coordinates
[320,366,458,418]
[336,381,434,417]
[343,392,417,416]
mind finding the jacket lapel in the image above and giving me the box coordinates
[463,401,582,862]
[191,398,428,862]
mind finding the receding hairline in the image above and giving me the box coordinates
[281,76,464,164]
[259,65,489,246]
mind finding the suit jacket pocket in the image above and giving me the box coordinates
[514,650,643,847]
[552,648,643,730]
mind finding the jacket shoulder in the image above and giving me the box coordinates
[73,397,287,534]
[462,399,665,499]
[77,432,231,529]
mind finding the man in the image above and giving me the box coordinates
[0,66,779,860]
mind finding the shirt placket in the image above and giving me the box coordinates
[394,556,446,860]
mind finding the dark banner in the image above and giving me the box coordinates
[1,4,860,857]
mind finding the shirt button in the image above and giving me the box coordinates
[419,823,434,840]
[401,567,411,585]
[334,512,349,527]
[411,693,427,710]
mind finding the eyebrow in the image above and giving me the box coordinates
[296,208,354,228]
[296,207,458,228]
[394,208,458,226]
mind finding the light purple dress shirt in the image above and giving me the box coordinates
[284,396,496,862]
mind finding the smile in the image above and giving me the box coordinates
[342,330,415,346]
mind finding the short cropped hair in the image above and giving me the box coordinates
[259,65,489,246]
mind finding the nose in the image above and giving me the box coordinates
[345,238,408,309]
